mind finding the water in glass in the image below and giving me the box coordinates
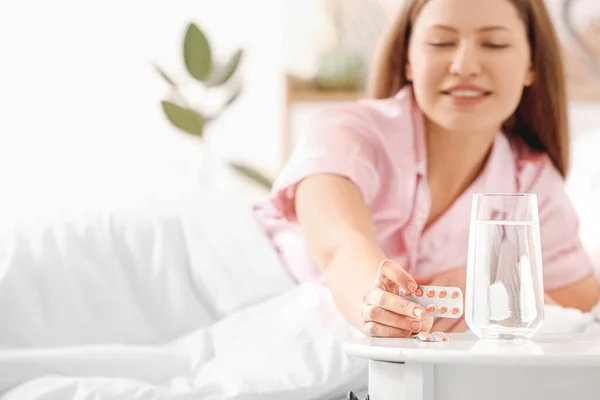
[465,194,545,340]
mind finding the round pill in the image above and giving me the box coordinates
[426,289,435,298]
[436,333,449,342]
[438,290,446,298]
[451,291,459,299]
[438,306,447,314]
[426,305,435,313]
[415,288,423,297]
[451,307,459,315]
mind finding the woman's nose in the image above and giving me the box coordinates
[449,42,482,77]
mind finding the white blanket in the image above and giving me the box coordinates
[0,283,369,400]
[1,184,600,400]
[0,187,369,399]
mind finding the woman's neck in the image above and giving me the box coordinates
[424,120,497,201]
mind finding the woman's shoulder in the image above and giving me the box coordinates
[309,86,419,141]
[506,134,564,192]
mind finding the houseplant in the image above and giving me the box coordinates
[154,22,273,189]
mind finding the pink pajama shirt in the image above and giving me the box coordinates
[253,86,593,289]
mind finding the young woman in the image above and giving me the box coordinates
[253,0,600,337]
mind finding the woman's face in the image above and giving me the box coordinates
[406,0,534,135]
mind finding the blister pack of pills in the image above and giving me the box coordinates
[399,285,464,319]
[415,331,449,342]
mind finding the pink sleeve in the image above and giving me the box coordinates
[522,156,594,290]
[268,105,381,221]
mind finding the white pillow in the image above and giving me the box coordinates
[0,159,286,348]
[0,191,214,347]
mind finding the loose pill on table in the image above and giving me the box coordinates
[415,331,450,342]
[432,331,449,341]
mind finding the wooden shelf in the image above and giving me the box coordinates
[286,75,364,102]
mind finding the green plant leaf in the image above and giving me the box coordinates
[161,101,204,136]
[184,23,213,82]
[153,63,177,87]
[207,49,244,87]
[230,162,273,189]
[224,85,242,107]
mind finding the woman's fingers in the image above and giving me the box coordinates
[362,305,425,332]
[363,321,413,338]
[364,287,425,318]
[377,259,417,293]
[362,259,438,338]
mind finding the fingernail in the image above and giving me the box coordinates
[411,321,421,331]
[414,307,423,318]
[406,282,417,292]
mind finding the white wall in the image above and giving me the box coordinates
[0,0,284,206]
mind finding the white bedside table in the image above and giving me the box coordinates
[344,332,600,400]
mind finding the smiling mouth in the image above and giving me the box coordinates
[441,90,492,97]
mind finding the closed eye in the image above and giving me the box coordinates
[484,43,510,49]
[428,42,455,48]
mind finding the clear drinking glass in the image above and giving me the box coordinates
[465,194,545,340]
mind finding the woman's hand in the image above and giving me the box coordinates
[416,267,468,333]
[362,259,433,337]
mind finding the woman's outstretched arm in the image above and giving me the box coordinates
[296,174,383,327]
[295,174,431,336]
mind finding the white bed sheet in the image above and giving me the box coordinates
[0,186,369,399]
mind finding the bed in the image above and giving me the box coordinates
[2,126,600,399]
[0,176,373,399]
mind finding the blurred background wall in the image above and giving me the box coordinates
[0,0,599,207]
[0,0,284,206]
